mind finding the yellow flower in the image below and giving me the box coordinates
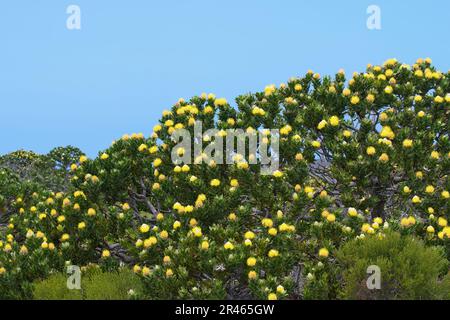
[380,126,395,140]
[384,86,393,94]
[434,96,444,104]
[425,185,435,194]
[78,222,86,230]
[153,158,162,167]
[280,125,292,135]
[317,120,328,130]
[343,130,352,138]
[268,227,278,236]
[329,116,340,126]
[192,227,202,237]
[442,191,450,199]
[224,241,235,250]
[268,293,278,300]
[342,88,351,96]
[210,179,221,187]
[230,179,239,187]
[100,153,109,160]
[319,248,329,258]
[277,210,284,219]
[276,285,286,294]
[227,118,236,126]
[165,269,174,277]
[212,97,227,107]
[61,234,70,242]
[311,140,321,148]
[20,245,28,255]
[247,257,257,267]
[143,237,157,248]
[366,146,376,156]
[101,250,111,258]
[412,195,421,204]
[431,151,440,159]
[173,221,181,230]
[326,214,336,223]
[426,226,435,233]
[438,217,448,227]
[0,267,6,275]
[248,270,257,279]
[228,212,237,221]
[379,153,389,163]
[133,265,141,274]
[262,218,273,228]
[402,139,413,148]
[350,96,360,105]
[139,224,150,234]
[401,217,410,227]
[201,241,209,250]
[366,94,375,103]
[160,230,169,239]
[264,85,276,96]
[268,249,279,258]
[87,208,96,216]
[245,231,255,239]
[408,216,416,225]
[272,170,284,178]
[348,207,358,217]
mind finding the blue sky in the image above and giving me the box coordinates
[1,0,449,157]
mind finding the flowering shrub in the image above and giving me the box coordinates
[0,58,449,300]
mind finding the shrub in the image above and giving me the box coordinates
[0,58,448,300]
[337,231,449,299]
[33,273,83,300]
[82,267,143,300]
[33,267,142,300]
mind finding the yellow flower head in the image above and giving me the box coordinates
[319,248,329,258]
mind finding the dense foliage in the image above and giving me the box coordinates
[0,58,449,300]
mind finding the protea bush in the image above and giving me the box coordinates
[0,58,449,300]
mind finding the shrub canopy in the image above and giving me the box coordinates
[0,58,449,300]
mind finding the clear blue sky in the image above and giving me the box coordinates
[1,0,449,157]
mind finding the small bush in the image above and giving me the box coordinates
[33,273,83,300]
[33,267,142,300]
[337,232,449,300]
[83,267,143,300]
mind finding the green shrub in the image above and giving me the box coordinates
[83,267,143,300]
[33,267,142,300]
[337,231,449,300]
[33,273,83,300]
